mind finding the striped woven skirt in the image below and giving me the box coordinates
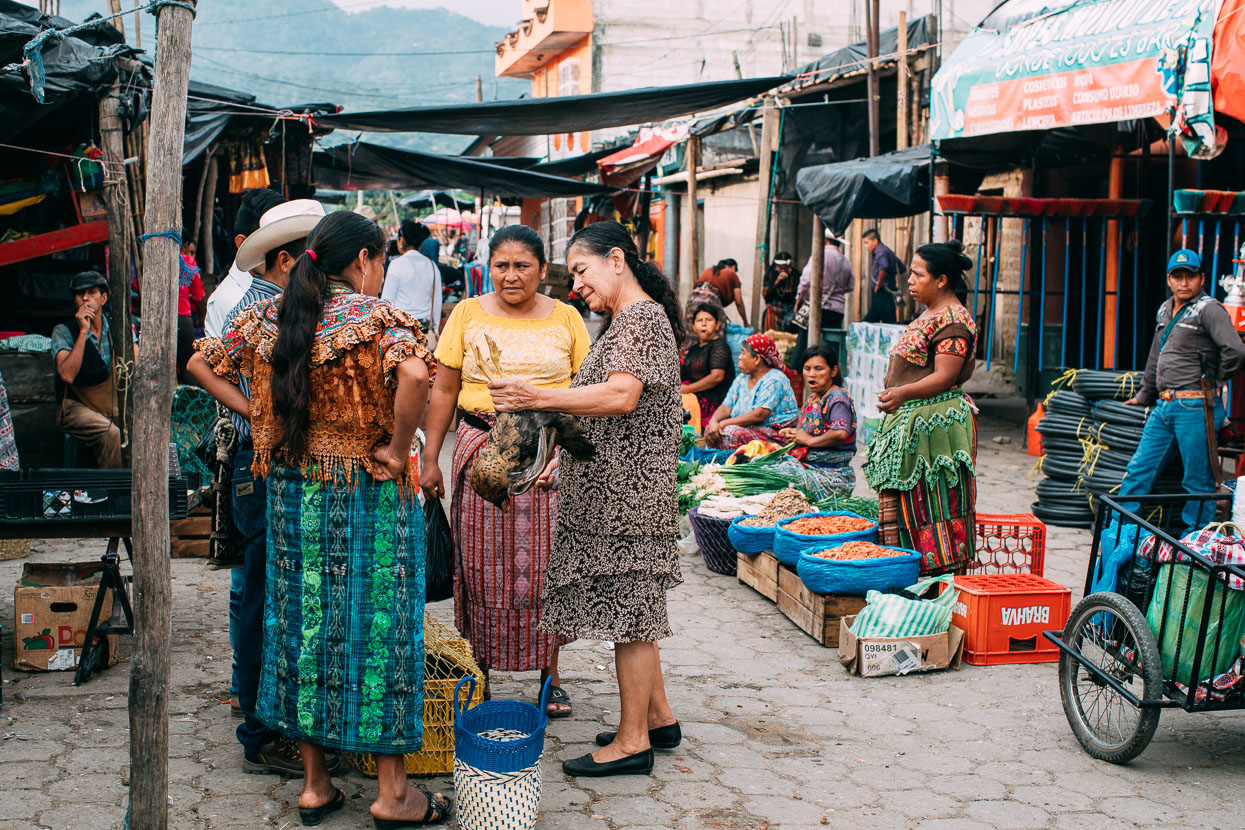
[451,423,566,672]
[257,463,425,755]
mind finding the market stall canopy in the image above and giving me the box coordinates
[792,14,934,88]
[530,146,619,177]
[318,75,789,134]
[930,0,1222,154]
[794,145,932,236]
[313,141,615,197]
[597,125,688,187]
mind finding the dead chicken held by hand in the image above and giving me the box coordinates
[467,334,595,509]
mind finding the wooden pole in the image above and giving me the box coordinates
[130,1,196,828]
[896,12,909,151]
[99,78,133,466]
[199,152,218,277]
[680,137,700,303]
[865,0,880,158]
[750,102,778,328]
[106,0,125,38]
[808,216,825,346]
[1103,150,1124,368]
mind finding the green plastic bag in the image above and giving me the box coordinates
[849,575,958,639]
[1145,563,1245,685]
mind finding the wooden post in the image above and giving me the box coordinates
[106,0,125,38]
[865,0,880,158]
[99,78,133,466]
[1103,150,1124,368]
[896,12,908,151]
[199,153,218,277]
[130,1,196,828]
[680,137,700,303]
[808,216,825,346]
[750,102,778,328]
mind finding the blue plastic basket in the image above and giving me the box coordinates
[454,676,550,774]
[728,515,775,555]
[773,511,878,567]
[682,447,733,465]
[796,544,921,595]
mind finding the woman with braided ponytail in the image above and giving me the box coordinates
[488,221,683,779]
[192,210,450,827]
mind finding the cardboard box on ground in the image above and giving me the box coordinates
[838,615,965,678]
[13,562,118,671]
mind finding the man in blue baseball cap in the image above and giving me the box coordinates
[1119,248,1245,530]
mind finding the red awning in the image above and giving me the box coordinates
[597,126,687,187]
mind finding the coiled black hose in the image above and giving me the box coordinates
[1093,399,1150,427]
[1073,370,1143,401]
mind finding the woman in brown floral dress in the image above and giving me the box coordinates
[488,221,683,779]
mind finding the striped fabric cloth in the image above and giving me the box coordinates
[451,423,566,672]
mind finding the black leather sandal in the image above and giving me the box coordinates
[298,788,344,826]
[372,792,452,829]
[546,685,573,719]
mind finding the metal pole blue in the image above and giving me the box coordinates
[1132,217,1140,369]
[1182,217,1188,248]
[1080,217,1088,368]
[986,217,1003,369]
[1014,217,1029,374]
[1114,215,1125,370]
[1039,217,1048,373]
[972,217,983,320]
[1198,217,1205,255]
[1212,217,1223,298]
[1096,217,1106,369]
[1062,217,1071,368]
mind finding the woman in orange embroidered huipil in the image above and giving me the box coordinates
[863,240,979,577]
[191,211,451,827]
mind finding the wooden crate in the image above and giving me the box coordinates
[776,564,867,648]
[170,507,211,558]
[737,551,779,601]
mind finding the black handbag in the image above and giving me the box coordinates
[424,497,455,602]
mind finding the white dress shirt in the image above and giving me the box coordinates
[381,248,442,330]
[204,262,254,338]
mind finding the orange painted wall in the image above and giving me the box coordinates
[531,38,592,155]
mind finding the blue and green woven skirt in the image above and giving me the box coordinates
[257,463,426,755]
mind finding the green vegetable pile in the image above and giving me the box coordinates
[815,494,880,520]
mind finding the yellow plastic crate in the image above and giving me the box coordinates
[346,614,484,776]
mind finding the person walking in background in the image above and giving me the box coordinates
[192,210,448,827]
[421,224,591,718]
[487,221,683,778]
[1117,249,1245,532]
[704,333,800,450]
[697,258,748,327]
[383,220,443,338]
[205,188,285,338]
[863,228,901,324]
[762,251,797,332]
[791,232,853,366]
[864,240,978,577]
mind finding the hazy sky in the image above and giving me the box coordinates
[329,0,521,26]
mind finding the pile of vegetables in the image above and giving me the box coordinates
[739,488,812,528]
[695,493,774,520]
[815,494,880,521]
[786,515,875,536]
[811,541,902,561]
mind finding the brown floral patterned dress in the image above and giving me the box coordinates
[539,301,684,642]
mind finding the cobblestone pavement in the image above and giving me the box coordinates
[1,402,1244,829]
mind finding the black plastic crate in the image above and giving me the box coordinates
[0,469,195,524]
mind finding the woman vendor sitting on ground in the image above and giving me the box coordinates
[781,343,856,496]
[680,303,734,432]
[863,239,978,576]
[704,333,798,450]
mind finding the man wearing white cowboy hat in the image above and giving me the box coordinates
[189,198,340,777]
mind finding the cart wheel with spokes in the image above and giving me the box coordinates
[1059,591,1162,764]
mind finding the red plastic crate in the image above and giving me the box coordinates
[950,573,1071,666]
[970,513,1046,576]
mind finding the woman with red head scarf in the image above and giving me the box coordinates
[704,333,799,449]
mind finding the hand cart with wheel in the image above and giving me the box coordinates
[1045,492,1245,763]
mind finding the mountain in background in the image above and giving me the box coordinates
[50,0,527,154]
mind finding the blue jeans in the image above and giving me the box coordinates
[229,568,243,696]
[1116,397,1225,533]
[230,448,271,754]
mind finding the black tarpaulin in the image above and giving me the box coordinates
[319,75,789,134]
[313,141,614,197]
[795,145,932,235]
[530,147,618,177]
[792,15,933,84]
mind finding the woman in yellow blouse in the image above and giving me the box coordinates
[421,224,591,716]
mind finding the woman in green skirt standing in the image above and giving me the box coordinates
[193,210,450,827]
[864,240,978,576]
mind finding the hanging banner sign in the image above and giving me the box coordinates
[930,0,1221,143]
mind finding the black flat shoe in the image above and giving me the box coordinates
[372,791,452,829]
[562,748,654,777]
[299,788,344,826]
[595,721,681,749]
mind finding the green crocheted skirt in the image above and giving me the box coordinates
[863,389,976,493]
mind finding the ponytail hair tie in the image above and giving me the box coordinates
[305,249,317,262]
